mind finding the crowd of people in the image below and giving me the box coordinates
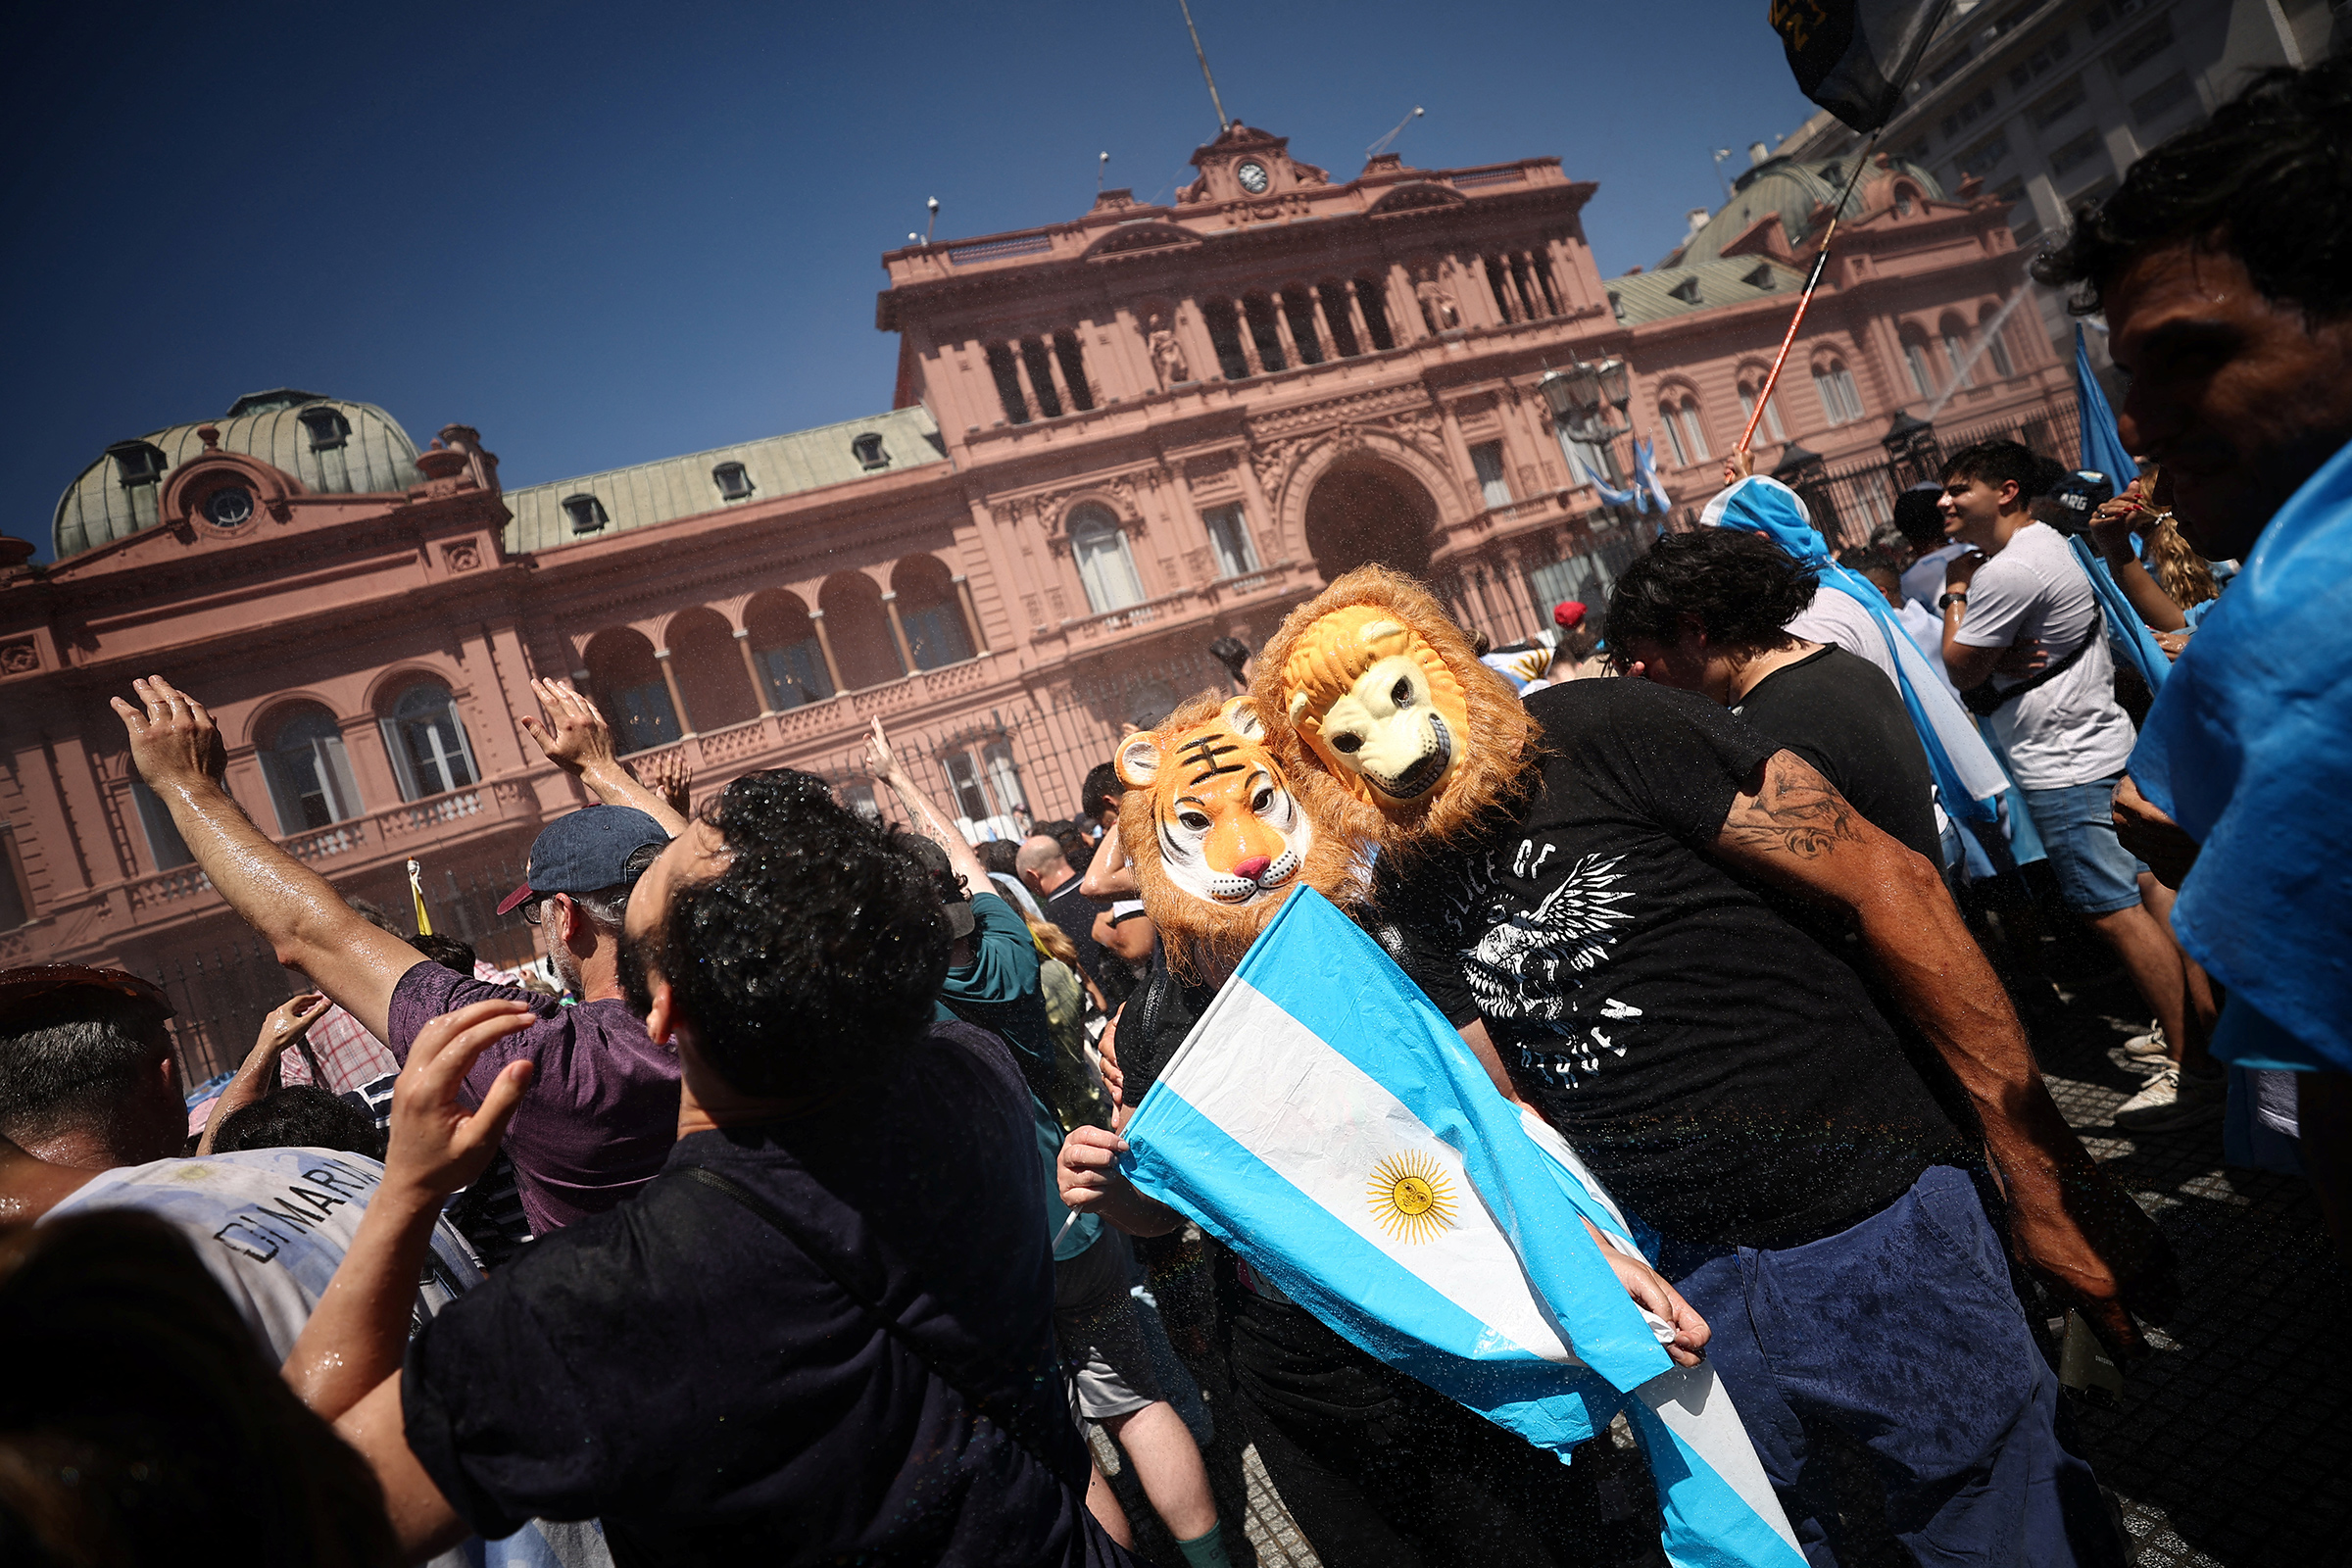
[1,54,2345,1568]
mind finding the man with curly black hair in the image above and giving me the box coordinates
[283,770,1130,1567]
[1607,528,1940,866]
[2034,55,2352,1246]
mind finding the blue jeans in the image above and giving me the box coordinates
[2021,774,2148,916]
[1664,1167,2124,1567]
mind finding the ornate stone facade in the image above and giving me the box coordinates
[0,122,2070,1071]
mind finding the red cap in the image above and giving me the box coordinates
[1552,601,1588,629]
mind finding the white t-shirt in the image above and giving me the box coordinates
[1949,521,2135,790]
[1900,542,1968,614]
[1787,585,1897,685]
[44,1147,481,1358]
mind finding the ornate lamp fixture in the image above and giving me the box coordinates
[1882,412,1941,492]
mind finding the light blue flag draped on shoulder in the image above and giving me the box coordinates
[2074,325,2173,692]
[1120,889,1806,1568]
[1702,475,2005,826]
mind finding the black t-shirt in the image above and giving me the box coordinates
[1732,645,1940,865]
[1385,678,1967,1250]
[401,1021,1114,1568]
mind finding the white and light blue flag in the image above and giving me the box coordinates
[1120,888,1804,1568]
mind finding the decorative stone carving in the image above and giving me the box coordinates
[442,541,481,572]
[0,640,37,676]
[1145,312,1191,388]
[1412,261,1459,330]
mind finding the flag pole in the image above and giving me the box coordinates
[1734,143,1878,459]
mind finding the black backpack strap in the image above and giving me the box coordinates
[1961,600,2103,716]
[674,1165,1074,1483]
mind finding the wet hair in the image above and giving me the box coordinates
[209,1087,384,1159]
[1941,439,2047,502]
[1892,484,1947,548]
[1604,529,1821,657]
[2034,56,2352,322]
[0,1211,399,1567]
[645,770,949,1097]
[1080,763,1123,821]
[1051,822,1090,868]
[0,990,172,1147]
[974,838,1022,879]
[408,934,476,976]
[559,840,665,933]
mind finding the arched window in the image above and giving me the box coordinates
[891,556,975,670]
[1980,306,2016,378]
[1901,329,1937,398]
[583,628,678,754]
[1658,394,1710,467]
[1068,505,1146,614]
[260,704,362,833]
[1812,357,1865,425]
[745,591,834,709]
[1939,318,1975,389]
[1737,369,1788,443]
[381,681,479,801]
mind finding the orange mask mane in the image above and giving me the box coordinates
[1116,693,1366,982]
[1253,565,1536,853]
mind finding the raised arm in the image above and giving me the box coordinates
[111,678,427,1043]
[197,993,329,1155]
[862,719,989,891]
[281,999,535,1560]
[2086,492,2188,632]
[1709,749,2175,1353]
[519,678,690,837]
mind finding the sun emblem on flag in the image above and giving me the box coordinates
[1367,1151,1457,1245]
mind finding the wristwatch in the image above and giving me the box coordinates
[1937,591,1969,612]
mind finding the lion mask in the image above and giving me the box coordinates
[1116,692,1366,981]
[1255,565,1536,851]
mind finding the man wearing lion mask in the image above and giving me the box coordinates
[1237,564,2168,1564]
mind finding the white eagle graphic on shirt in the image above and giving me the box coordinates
[1451,848,1642,1083]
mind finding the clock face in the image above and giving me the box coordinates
[1235,161,1270,195]
[206,486,255,528]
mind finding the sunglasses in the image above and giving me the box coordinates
[519,893,567,926]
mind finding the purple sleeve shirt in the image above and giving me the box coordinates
[386,964,681,1238]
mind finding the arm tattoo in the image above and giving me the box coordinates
[1716,754,1866,859]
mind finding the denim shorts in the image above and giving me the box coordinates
[2022,773,2148,915]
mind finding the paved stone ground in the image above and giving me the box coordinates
[2036,974,2350,1568]
[1095,973,2349,1568]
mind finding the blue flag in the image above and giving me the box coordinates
[1121,889,1806,1568]
[2074,326,2173,691]
[1578,459,1642,513]
[1635,438,1675,515]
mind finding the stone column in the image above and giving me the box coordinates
[1237,310,1266,377]
[1343,284,1373,356]
[1007,341,1045,421]
[1269,295,1303,368]
[1235,447,1279,563]
[952,573,988,654]
[881,590,917,674]
[734,627,774,714]
[807,610,846,694]
[655,648,693,738]
[1305,288,1340,362]
[1385,263,1423,342]
[1173,301,1220,385]
[1039,335,1077,415]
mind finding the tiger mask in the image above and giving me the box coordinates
[1115,693,1366,982]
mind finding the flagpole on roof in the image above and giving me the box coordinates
[1739,0,1959,462]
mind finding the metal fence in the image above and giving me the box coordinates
[1803,404,2088,552]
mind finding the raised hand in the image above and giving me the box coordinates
[384,1000,536,1200]
[860,717,903,783]
[636,749,695,817]
[109,675,229,792]
[521,678,619,776]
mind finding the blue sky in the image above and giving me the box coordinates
[2,1,1819,563]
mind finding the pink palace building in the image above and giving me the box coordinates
[0,122,2075,1072]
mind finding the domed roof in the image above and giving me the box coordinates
[1665,154,1945,270]
[52,393,422,559]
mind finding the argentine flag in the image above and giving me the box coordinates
[1120,889,1803,1568]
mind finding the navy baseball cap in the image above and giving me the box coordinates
[497,806,669,915]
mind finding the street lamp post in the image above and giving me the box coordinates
[1539,358,1637,530]
[1771,439,1843,544]
[1882,412,1941,492]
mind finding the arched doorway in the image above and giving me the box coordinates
[1302,459,1438,581]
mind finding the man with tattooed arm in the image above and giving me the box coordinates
[1379,675,2167,1564]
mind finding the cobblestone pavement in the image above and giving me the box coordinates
[1095,975,2348,1568]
